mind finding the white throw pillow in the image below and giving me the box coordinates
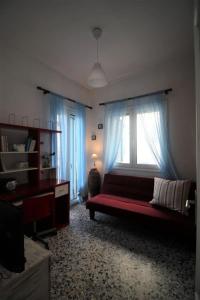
[150,177,191,214]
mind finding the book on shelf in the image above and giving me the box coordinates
[29,140,36,152]
[0,136,8,152]
[5,136,8,151]
[25,137,32,152]
[0,136,4,151]
[25,137,36,152]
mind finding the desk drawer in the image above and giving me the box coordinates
[55,184,68,198]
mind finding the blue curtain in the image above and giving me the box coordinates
[49,94,69,181]
[50,95,87,202]
[103,102,127,173]
[75,103,87,202]
[133,94,178,179]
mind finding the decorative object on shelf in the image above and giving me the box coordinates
[87,27,108,88]
[42,152,55,168]
[0,178,17,192]
[91,134,96,141]
[16,162,29,169]
[88,154,101,197]
[13,144,26,152]
[98,123,103,129]
[8,113,16,124]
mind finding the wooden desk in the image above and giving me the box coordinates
[0,179,70,229]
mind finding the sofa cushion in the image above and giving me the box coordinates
[101,174,154,201]
[87,193,194,227]
[150,177,191,214]
[88,194,151,208]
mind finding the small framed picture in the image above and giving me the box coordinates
[98,123,103,129]
[91,134,96,140]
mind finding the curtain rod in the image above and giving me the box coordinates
[37,86,93,110]
[99,88,172,106]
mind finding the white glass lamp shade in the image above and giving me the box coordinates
[88,63,108,88]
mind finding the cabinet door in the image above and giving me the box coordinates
[54,184,69,228]
[23,192,54,225]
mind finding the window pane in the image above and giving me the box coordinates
[137,112,160,165]
[116,115,130,164]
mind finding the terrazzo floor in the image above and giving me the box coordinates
[47,204,195,300]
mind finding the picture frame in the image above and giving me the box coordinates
[98,123,103,129]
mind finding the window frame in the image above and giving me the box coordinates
[115,108,160,173]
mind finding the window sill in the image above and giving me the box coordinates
[113,165,160,177]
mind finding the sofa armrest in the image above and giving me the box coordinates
[185,200,196,218]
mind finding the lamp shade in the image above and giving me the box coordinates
[91,153,97,159]
[88,63,108,88]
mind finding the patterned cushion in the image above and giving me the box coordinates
[150,177,191,214]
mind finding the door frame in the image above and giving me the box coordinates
[194,0,200,299]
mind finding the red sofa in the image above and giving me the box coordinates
[86,174,196,234]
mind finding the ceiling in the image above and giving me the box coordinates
[0,0,194,89]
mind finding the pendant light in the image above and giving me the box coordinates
[88,27,108,88]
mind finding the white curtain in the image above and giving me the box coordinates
[103,102,127,173]
[133,94,178,179]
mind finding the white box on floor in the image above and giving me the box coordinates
[0,237,50,300]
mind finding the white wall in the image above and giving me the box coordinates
[0,43,196,180]
[0,44,91,121]
[0,43,93,174]
[90,54,196,180]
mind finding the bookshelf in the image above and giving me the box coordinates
[0,122,70,230]
[0,122,61,184]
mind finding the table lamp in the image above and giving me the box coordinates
[88,153,101,197]
[91,153,97,168]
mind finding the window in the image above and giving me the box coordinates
[137,112,160,165]
[116,110,160,170]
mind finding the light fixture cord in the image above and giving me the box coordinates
[97,38,99,63]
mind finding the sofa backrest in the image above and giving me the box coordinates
[101,173,196,202]
[101,173,154,201]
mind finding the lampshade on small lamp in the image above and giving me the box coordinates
[91,153,97,167]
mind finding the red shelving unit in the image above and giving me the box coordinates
[0,122,70,229]
[0,122,61,184]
